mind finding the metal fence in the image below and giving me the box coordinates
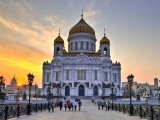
[113,104,160,120]
[0,103,47,120]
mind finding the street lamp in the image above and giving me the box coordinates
[27,73,34,115]
[127,73,134,116]
[35,84,37,99]
[0,76,3,92]
[110,82,115,110]
[59,81,61,98]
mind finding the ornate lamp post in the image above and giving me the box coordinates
[127,74,134,116]
[35,84,37,99]
[111,82,115,110]
[60,81,61,98]
[27,73,34,115]
[0,76,5,92]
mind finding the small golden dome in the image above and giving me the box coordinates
[54,36,64,44]
[100,36,110,44]
[69,18,95,36]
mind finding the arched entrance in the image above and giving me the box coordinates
[65,86,70,96]
[93,86,98,96]
[79,85,85,96]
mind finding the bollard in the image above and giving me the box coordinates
[41,103,42,112]
[119,103,120,112]
[17,104,20,118]
[139,105,142,118]
[5,105,8,120]
[27,104,31,115]
[150,106,153,120]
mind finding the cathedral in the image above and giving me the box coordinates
[42,14,122,97]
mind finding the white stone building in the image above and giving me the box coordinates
[42,15,122,97]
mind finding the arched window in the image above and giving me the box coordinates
[56,47,60,54]
[104,47,107,55]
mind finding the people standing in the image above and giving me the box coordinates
[107,100,110,110]
[67,101,71,111]
[78,99,82,111]
[101,101,104,110]
[64,101,67,111]
[51,101,54,112]
[59,100,62,110]
[74,100,78,111]
[71,100,74,111]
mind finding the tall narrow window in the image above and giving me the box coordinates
[47,73,50,82]
[78,70,80,80]
[66,70,69,80]
[103,89,105,95]
[86,42,88,50]
[104,47,107,55]
[56,72,59,81]
[75,42,77,50]
[91,43,93,51]
[104,72,108,81]
[81,41,83,49]
[84,70,86,80]
[94,70,97,80]
[70,43,72,51]
[56,47,60,54]
[114,74,117,82]
[57,89,59,95]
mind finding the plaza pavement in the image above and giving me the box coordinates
[11,100,145,120]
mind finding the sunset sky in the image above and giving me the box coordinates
[0,0,160,87]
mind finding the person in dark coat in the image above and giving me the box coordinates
[59,100,62,110]
[78,100,82,111]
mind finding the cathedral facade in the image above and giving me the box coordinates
[42,15,122,97]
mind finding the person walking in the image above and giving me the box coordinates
[78,99,82,111]
[47,100,51,112]
[104,101,108,111]
[51,101,54,112]
[74,100,78,111]
[97,101,100,110]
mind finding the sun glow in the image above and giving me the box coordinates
[18,83,22,86]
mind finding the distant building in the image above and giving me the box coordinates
[0,76,5,92]
[6,76,18,93]
[154,78,158,89]
[10,76,17,87]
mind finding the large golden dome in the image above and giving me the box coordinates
[100,35,110,44]
[69,17,95,36]
[54,35,64,44]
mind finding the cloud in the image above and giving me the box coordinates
[84,8,100,27]
[0,0,67,87]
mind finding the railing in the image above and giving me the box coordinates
[0,103,47,120]
[113,104,160,120]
